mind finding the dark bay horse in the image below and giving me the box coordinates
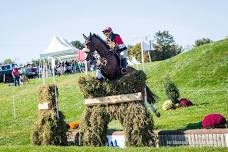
[83,33,160,117]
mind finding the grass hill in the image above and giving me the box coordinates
[0,39,227,148]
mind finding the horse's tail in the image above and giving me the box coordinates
[146,85,160,117]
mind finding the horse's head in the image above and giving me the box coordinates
[83,33,110,62]
[82,33,95,61]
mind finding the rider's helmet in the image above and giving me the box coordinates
[102,27,113,33]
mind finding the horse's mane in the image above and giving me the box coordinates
[92,33,110,49]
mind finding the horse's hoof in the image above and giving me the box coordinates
[156,112,161,117]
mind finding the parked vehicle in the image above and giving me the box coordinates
[20,66,39,79]
[0,64,18,83]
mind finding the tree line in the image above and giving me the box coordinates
[128,30,213,62]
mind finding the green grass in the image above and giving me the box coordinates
[0,146,227,152]
[0,39,227,150]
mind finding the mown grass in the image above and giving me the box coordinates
[0,39,227,150]
[0,146,227,152]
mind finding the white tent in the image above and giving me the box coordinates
[40,36,78,59]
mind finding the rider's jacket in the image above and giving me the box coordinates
[106,33,127,53]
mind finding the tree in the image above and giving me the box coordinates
[152,30,182,61]
[194,38,212,47]
[128,43,149,63]
[71,40,84,49]
[31,59,40,67]
[3,58,14,64]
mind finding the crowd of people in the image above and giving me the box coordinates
[54,60,93,76]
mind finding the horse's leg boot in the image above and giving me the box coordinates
[121,58,128,74]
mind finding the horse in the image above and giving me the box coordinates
[82,33,160,117]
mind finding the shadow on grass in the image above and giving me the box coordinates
[194,102,209,106]
[177,120,228,131]
[182,121,202,130]
[107,128,123,135]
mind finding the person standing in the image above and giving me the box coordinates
[12,67,20,86]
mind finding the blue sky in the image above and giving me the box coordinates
[0,0,227,63]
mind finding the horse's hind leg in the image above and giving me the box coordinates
[146,85,160,117]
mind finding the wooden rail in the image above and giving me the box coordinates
[84,92,143,106]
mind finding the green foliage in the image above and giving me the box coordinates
[71,40,84,49]
[194,38,213,47]
[79,71,147,98]
[164,76,180,104]
[128,43,150,63]
[80,103,155,147]
[31,59,40,67]
[162,100,175,110]
[152,30,182,61]
[3,58,14,64]
[31,84,67,146]
[79,71,155,147]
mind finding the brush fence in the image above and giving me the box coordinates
[79,72,155,147]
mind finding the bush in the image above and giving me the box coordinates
[179,98,193,107]
[164,76,180,104]
[194,38,213,47]
[162,100,175,110]
[31,84,67,146]
[202,114,227,129]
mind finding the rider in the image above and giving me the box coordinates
[102,27,128,74]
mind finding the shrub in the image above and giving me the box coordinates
[31,84,67,146]
[162,100,175,110]
[202,114,227,129]
[164,76,180,104]
[194,38,213,47]
[179,98,193,107]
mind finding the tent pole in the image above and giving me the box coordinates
[141,41,147,109]
[38,58,41,79]
[51,58,59,119]
[78,62,82,74]
[42,60,45,85]
[45,59,49,83]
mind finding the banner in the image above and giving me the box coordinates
[106,134,125,148]
[141,41,153,51]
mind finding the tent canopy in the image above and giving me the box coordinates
[40,36,78,59]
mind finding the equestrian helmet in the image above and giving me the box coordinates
[102,27,113,33]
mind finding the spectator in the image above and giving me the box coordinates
[12,67,20,86]
[55,63,62,76]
